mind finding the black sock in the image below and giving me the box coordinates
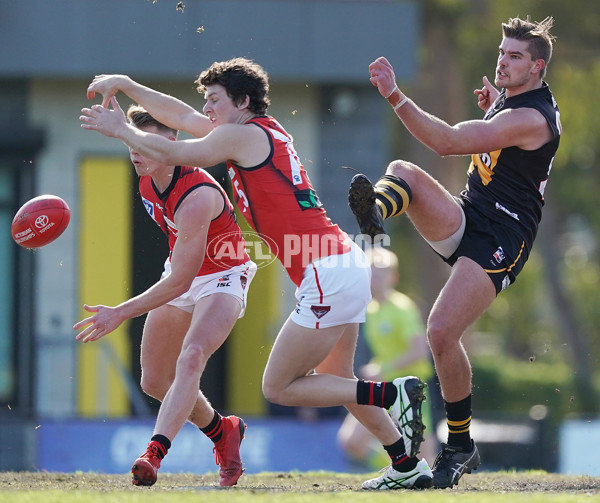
[200,410,224,443]
[150,434,171,459]
[384,438,418,471]
[374,174,412,220]
[445,395,472,450]
[356,380,397,409]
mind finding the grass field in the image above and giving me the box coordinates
[1,470,600,503]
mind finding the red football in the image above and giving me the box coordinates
[11,195,71,249]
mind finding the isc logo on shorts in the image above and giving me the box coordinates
[217,274,231,288]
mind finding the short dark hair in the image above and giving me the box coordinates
[127,105,178,136]
[195,57,271,115]
[502,16,555,78]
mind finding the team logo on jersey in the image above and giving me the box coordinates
[240,275,247,289]
[469,149,500,186]
[310,305,331,319]
[142,196,155,219]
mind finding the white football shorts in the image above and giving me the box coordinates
[162,259,257,317]
[290,241,372,329]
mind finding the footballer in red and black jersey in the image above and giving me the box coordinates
[139,165,249,276]
[226,116,351,286]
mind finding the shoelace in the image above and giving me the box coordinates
[434,446,457,468]
[144,444,160,458]
[141,442,166,464]
[213,445,224,467]
[213,445,240,476]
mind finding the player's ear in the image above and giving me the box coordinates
[237,95,250,110]
[532,59,545,75]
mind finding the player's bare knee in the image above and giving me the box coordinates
[261,382,279,405]
[426,317,454,356]
[386,159,419,181]
[261,376,287,405]
[140,375,170,400]
[176,343,208,377]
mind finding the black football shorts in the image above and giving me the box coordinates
[439,199,530,295]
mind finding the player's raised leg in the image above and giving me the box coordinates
[262,319,431,489]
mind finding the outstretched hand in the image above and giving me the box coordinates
[368,57,399,99]
[73,304,124,343]
[87,74,130,108]
[80,96,127,138]
[474,76,499,112]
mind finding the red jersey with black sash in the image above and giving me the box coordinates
[226,116,351,286]
[462,82,561,246]
[139,165,249,276]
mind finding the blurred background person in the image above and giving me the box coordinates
[338,246,438,468]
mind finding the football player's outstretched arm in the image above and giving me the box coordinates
[87,74,213,138]
[73,186,220,343]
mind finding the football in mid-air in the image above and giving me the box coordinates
[11,195,71,249]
